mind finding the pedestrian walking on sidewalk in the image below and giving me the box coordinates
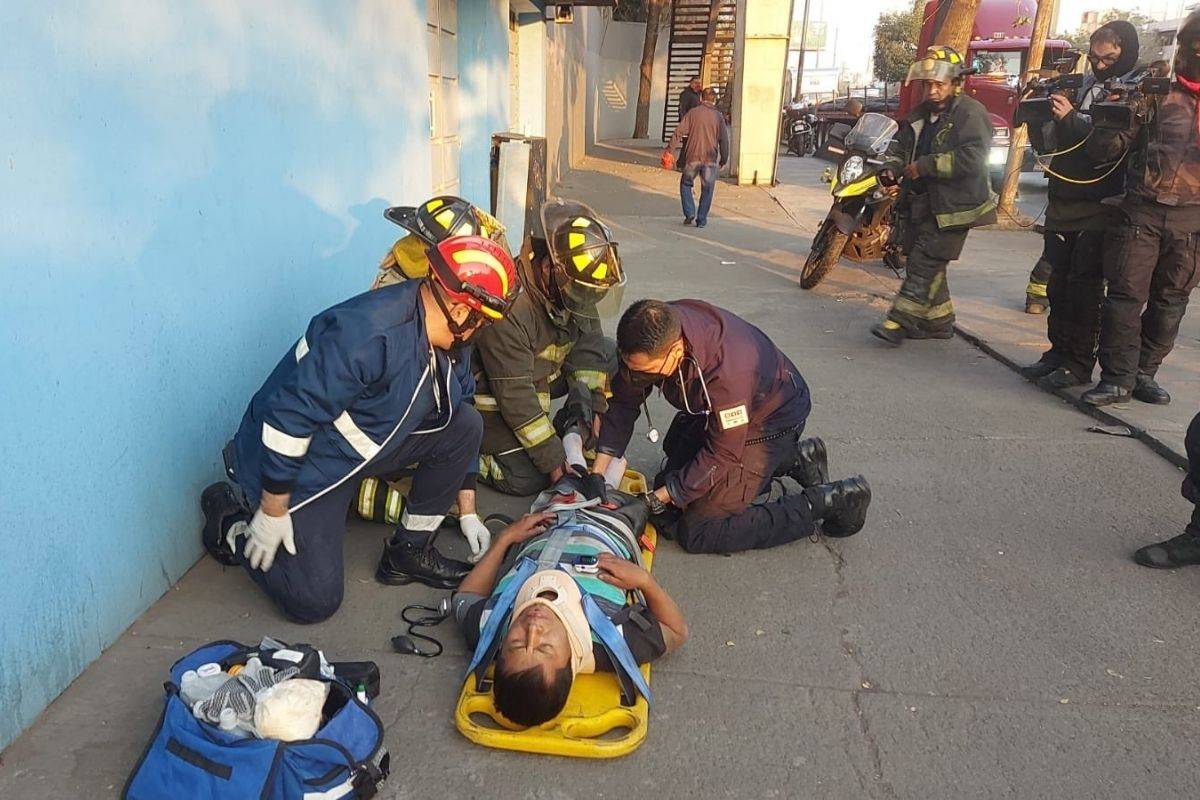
[870,46,996,346]
[1079,13,1200,408]
[663,87,729,229]
[676,75,703,168]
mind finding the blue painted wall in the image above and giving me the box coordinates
[457,0,513,206]
[0,0,444,749]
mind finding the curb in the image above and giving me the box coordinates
[951,323,1186,470]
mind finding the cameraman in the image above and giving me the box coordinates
[1020,21,1141,390]
[1082,12,1200,406]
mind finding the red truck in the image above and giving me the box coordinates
[899,0,1072,187]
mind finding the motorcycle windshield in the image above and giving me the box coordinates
[844,113,898,156]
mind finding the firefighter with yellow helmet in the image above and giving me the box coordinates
[871,45,997,345]
[473,198,624,497]
[372,196,510,288]
[355,196,623,561]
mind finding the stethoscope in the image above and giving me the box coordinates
[643,354,712,443]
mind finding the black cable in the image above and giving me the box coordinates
[391,597,451,658]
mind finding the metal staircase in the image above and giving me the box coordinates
[661,0,737,142]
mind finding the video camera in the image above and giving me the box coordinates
[1014,52,1084,127]
[1091,71,1172,130]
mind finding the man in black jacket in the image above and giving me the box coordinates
[676,76,703,166]
[1019,21,1141,390]
[1081,12,1200,406]
[871,46,997,345]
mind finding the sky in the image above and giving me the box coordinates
[800,0,1195,79]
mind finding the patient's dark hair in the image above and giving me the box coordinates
[493,658,574,726]
[617,299,681,358]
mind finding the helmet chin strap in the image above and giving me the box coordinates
[429,280,477,345]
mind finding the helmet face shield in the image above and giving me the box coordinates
[905,58,959,85]
[540,198,625,320]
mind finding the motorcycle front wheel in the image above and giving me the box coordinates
[800,218,849,289]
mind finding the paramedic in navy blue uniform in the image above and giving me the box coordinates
[200,236,520,623]
[588,299,872,553]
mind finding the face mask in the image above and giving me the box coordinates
[622,365,663,389]
[621,347,679,390]
[512,570,595,675]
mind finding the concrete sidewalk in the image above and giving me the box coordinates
[5,140,1200,799]
[769,152,1200,465]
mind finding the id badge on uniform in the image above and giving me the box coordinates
[718,404,749,430]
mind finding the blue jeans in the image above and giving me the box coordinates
[680,162,718,224]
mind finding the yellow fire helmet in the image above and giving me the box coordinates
[539,198,625,320]
[905,44,966,85]
[375,197,509,285]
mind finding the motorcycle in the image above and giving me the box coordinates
[785,112,817,157]
[800,112,900,290]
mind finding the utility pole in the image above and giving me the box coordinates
[793,0,812,101]
[998,0,1056,220]
[930,0,981,55]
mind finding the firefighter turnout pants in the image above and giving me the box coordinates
[1099,202,1200,389]
[884,208,968,335]
[478,449,552,497]
[653,413,816,554]
[1038,229,1106,379]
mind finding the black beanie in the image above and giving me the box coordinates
[1092,19,1139,80]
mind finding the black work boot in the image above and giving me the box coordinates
[1019,360,1058,381]
[805,475,872,538]
[200,482,248,566]
[870,320,905,346]
[1132,374,1171,405]
[906,326,954,340]
[1133,531,1200,569]
[1025,297,1048,315]
[376,530,471,589]
[1081,381,1131,407]
[788,436,830,488]
[1038,367,1088,390]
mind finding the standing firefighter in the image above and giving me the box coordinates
[474,199,624,497]
[871,45,997,345]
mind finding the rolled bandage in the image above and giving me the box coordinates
[603,456,627,489]
[563,431,586,469]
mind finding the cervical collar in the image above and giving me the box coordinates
[512,569,595,675]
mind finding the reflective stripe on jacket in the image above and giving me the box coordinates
[885,94,997,229]
[472,275,614,474]
[232,281,476,511]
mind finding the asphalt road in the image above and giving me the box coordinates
[2,144,1198,799]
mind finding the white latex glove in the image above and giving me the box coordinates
[459,513,491,563]
[244,508,297,572]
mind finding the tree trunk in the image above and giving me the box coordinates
[998,0,1056,218]
[633,0,668,139]
[930,0,980,55]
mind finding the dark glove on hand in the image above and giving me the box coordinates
[573,466,608,504]
[553,403,590,438]
[641,490,668,516]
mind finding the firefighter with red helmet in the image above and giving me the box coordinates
[199,235,519,622]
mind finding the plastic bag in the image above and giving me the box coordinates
[254,679,330,742]
[661,150,675,170]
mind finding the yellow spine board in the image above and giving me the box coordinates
[454,470,656,759]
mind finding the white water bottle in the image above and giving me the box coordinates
[180,663,229,707]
